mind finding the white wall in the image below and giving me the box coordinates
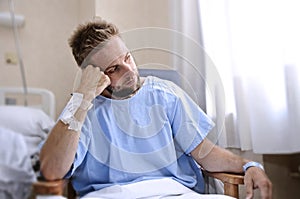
[95,0,172,69]
[0,0,173,117]
[0,0,95,117]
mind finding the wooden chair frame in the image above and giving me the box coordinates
[203,171,244,198]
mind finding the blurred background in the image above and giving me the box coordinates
[1,0,299,198]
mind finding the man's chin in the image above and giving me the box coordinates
[112,77,141,99]
[111,88,135,98]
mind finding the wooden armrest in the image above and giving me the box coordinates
[203,171,244,185]
[203,171,244,198]
[32,179,67,196]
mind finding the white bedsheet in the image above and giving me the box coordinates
[0,106,55,157]
[0,127,36,199]
[82,178,235,199]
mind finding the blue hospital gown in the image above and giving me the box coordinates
[63,76,215,197]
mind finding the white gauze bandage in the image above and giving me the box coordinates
[60,93,93,132]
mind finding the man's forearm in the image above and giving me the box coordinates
[40,66,110,180]
[191,138,249,173]
[40,122,79,180]
[40,104,89,180]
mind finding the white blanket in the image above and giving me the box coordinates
[0,106,55,157]
[0,127,36,199]
[82,178,235,199]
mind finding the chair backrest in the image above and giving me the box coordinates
[138,68,207,112]
[138,68,182,87]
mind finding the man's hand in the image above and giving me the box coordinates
[76,65,111,101]
[244,167,273,199]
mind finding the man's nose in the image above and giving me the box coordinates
[120,62,132,74]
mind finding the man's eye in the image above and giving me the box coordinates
[106,66,118,74]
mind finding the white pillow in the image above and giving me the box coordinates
[0,106,55,156]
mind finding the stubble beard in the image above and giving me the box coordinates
[106,75,141,99]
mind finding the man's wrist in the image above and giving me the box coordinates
[71,92,93,111]
[243,161,264,173]
[59,92,92,132]
[79,98,93,111]
[74,90,95,102]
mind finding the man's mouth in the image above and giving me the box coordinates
[107,75,140,99]
[124,77,135,86]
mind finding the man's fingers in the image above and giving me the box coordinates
[77,65,105,99]
[99,72,110,85]
[244,175,254,199]
[97,73,111,93]
[256,178,273,199]
[245,168,273,199]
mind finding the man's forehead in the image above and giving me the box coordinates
[90,36,128,70]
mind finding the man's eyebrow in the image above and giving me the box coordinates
[105,65,117,71]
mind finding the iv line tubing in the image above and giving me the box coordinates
[8,0,28,106]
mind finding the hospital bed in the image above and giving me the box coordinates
[0,87,56,199]
[0,87,55,120]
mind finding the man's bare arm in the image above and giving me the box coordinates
[40,66,110,180]
[191,138,272,199]
[191,138,247,173]
[39,109,88,180]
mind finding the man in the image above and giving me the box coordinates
[40,18,272,198]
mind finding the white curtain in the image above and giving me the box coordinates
[169,0,240,147]
[199,0,300,154]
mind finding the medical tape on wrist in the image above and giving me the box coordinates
[243,161,264,173]
[59,93,88,132]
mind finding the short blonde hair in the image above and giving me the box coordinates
[68,18,119,67]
